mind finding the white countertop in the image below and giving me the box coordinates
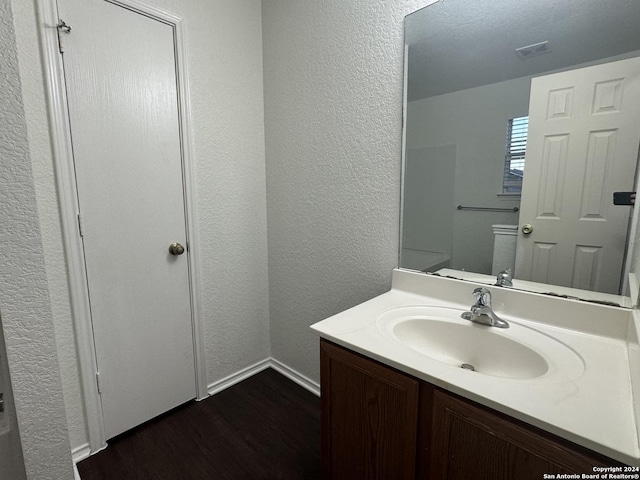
[310,269,640,465]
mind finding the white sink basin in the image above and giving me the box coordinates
[377,306,585,381]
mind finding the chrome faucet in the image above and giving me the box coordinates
[495,268,513,287]
[461,287,509,328]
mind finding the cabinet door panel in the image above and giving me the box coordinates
[430,389,610,480]
[320,340,419,480]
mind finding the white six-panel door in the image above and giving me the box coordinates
[516,57,640,294]
[58,0,196,439]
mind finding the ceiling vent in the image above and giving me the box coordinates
[515,41,550,59]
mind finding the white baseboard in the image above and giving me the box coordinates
[72,442,91,463]
[205,357,320,397]
[206,358,271,396]
[71,441,90,479]
[269,358,320,396]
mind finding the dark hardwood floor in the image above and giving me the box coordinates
[77,368,321,480]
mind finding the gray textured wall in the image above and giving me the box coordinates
[0,0,73,478]
[263,0,434,381]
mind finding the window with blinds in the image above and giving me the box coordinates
[502,116,528,194]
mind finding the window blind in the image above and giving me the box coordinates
[502,116,528,194]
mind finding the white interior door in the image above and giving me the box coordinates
[515,57,640,294]
[58,0,196,439]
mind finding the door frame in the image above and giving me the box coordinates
[38,0,208,453]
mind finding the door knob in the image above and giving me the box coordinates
[521,224,533,235]
[169,242,185,256]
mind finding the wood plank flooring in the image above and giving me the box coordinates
[77,368,321,480]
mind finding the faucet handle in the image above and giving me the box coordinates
[496,268,513,287]
[472,287,491,306]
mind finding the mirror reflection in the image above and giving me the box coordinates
[401,0,640,306]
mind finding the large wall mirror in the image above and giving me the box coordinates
[401,0,640,307]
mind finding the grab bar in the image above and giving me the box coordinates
[456,205,519,213]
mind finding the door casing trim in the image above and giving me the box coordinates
[39,0,208,452]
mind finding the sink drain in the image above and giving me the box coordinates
[460,363,475,371]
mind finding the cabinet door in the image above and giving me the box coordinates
[430,389,612,479]
[320,340,420,480]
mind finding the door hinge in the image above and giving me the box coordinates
[96,372,102,394]
[77,213,84,237]
[56,20,72,54]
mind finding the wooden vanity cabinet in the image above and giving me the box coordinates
[320,339,420,479]
[428,388,614,479]
[320,339,621,480]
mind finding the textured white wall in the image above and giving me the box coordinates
[263,0,435,382]
[12,0,268,452]
[11,0,89,452]
[0,1,74,478]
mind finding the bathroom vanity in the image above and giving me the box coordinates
[375,1,640,475]
[311,270,639,478]
[321,340,618,479]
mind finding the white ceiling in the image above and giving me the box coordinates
[406,0,640,101]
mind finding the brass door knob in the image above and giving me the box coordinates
[169,242,185,256]
[521,224,533,235]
